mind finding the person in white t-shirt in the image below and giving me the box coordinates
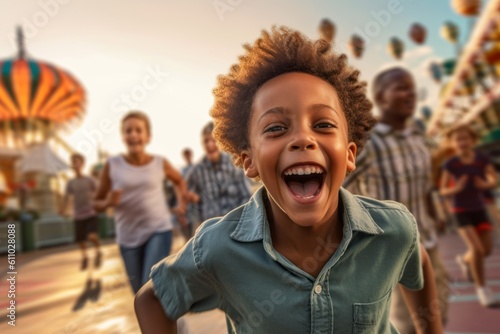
[94,111,188,294]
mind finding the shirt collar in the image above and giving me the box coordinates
[373,122,422,137]
[230,187,383,242]
[202,152,229,167]
[340,187,384,235]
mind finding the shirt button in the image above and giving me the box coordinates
[314,284,323,294]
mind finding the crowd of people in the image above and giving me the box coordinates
[59,26,499,334]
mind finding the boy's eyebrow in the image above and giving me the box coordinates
[310,103,341,116]
[258,107,285,124]
[258,104,342,124]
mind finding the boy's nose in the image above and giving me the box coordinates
[289,133,316,151]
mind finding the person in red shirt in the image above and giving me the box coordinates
[440,125,498,307]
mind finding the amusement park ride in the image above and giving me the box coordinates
[319,0,500,167]
[428,0,500,168]
[0,27,85,250]
[0,26,84,207]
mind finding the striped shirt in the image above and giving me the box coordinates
[186,153,252,222]
[343,122,438,249]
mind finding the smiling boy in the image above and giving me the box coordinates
[135,27,442,333]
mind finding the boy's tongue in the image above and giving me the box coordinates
[287,179,321,198]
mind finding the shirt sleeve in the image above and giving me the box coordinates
[398,220,424,291]
[150,235,223,320]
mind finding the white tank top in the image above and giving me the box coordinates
[108,155,172,247]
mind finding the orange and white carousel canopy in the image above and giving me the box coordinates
[0,28,85,127]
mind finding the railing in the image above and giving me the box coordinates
[33,215,74,248]
[1,215,115,253]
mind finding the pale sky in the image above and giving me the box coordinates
[0,0,473,169]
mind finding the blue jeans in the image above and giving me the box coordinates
[119,230,172,293]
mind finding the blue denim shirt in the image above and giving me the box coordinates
[151,187,423,333]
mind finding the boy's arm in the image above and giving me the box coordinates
[135,233,222,333]
[59,193,70,215]
[401,246,443,334]
[135,280,177,334]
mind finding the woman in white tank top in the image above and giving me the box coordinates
[94,111,188,294]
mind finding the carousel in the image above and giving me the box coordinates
[319,0,499,165]
[316,0,499,212]
[427,0,500,163]
[0,27,84,251]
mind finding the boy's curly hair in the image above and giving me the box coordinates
[210,26,375,168]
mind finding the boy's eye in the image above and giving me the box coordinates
[264,125,286,133]
[315,122,336,129]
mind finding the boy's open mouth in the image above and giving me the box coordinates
[282,164,326,200]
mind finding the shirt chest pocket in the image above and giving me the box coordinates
[353,290,392,334]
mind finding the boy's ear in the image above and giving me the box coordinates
[346,142,357,173]
[241,149,259,179]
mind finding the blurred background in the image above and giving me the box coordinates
[0,0,499,333]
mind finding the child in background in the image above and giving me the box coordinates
[178,147,200,240]
[440,125,498,307]
[93,111,188,294]
[60,153,101,270]
[181,148,194,177]
[135,27,442,333]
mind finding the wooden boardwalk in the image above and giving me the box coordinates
[0,237,227,334]
[0,231,499,333]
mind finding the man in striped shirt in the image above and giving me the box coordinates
[186,122,252,222]
[343,67,449,333]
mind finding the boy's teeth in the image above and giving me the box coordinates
[284,165,324,176]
